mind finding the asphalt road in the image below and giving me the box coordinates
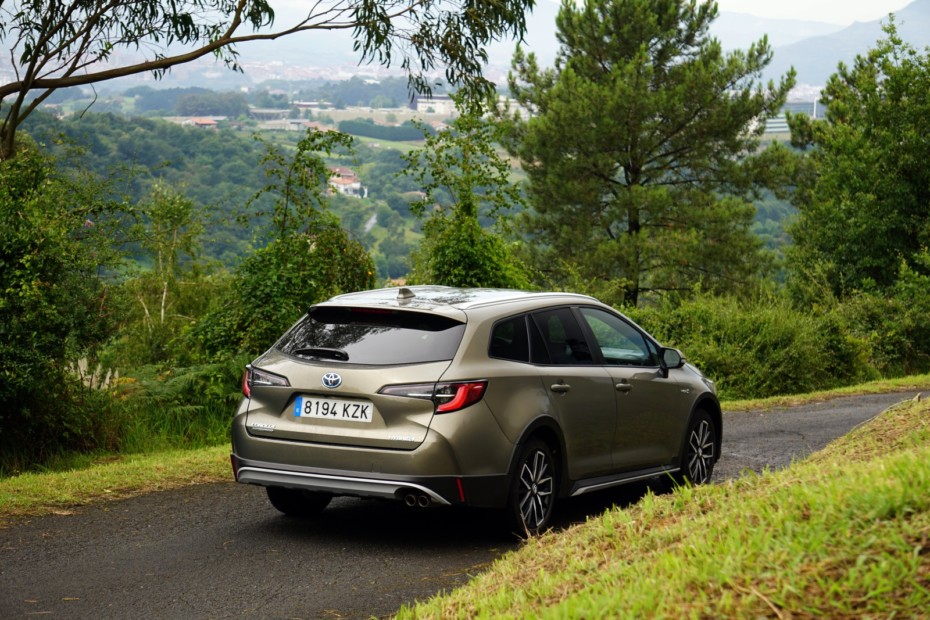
[0,390,922,619]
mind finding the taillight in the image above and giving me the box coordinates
[242,365,290,398]
[434,382,487,413]
[378,380,487,414]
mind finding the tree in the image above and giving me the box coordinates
[187,128,377,358]
[188,224,377,358]
[248,128,355,239]
[106,181,209,366]
[0,0,536,160]
[786,20,930,298]
[501,0,794,306]
[0,141,124,464]
[175,91,249,117]
[402,98,530,287]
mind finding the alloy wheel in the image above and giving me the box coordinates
[517,447,555,531]
[685,417,715,484]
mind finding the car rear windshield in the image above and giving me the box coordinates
[273,306,467,365]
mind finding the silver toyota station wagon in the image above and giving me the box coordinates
[231,286,721,533]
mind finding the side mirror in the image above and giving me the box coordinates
[659,348,685,377]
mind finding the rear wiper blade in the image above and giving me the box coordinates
[293,347,349,361]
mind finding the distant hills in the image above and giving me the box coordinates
[491,0,930,88]
[761,0,930,85]
[711,13,840,51]
[83,0,930,93]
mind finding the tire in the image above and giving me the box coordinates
[266,486,332,517]
[507,438,557,535]
[678,409,717,485]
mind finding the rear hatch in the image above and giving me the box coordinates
[244,305,467,450]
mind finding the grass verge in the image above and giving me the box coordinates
[0,446,229,527]
[722,372,930,412]
[397,395,930,618]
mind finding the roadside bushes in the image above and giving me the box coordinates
[628,296,876,400]
[409,213,531,288]
[114,357,249,453]
[835,259,930,377]
[628,282,930,400]
[0,143,125,470]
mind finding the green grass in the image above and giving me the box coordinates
[352,134,423,153]
[722,372,930,412]
[398,394,930,618]
[0,447,229,527]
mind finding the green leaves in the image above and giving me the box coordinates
[188,225,376,359]
[2,0,534,159]
[0,141,125,465]
[188,128,376,359]
[403,100,525,219]
[504,0,792,305]
[788,19,930,297]
[249,128,355,242]
[411,213,530,288]
[402,98,530,288]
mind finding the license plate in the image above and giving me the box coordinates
[293,396,374,423]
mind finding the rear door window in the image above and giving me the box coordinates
[274,306,466,365]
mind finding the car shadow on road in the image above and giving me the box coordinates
[243,479,660,547]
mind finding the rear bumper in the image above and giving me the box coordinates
[231,454,510,508]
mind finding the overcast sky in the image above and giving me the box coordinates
[714,0,913,25]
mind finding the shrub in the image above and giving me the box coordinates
[0,143,124,469]
[628,295,874,400]
[116,356,249,453]
[835,275,930,377]
[409,214,531,288]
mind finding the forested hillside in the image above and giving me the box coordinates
[22,109,424,274]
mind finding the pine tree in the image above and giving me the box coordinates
[502,0,794,305]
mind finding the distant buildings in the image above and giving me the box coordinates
[413,94,456,116]
[185,117,219,129]
[164,116,226,128]
[328,167,367,198]
[764,100,825,134]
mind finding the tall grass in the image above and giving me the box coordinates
[0,356,248,476]
[115,357,247,453]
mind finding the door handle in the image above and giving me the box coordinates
[550,382,571,394]
[615,381,632,393]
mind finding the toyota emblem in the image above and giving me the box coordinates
[322,372,342,389]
